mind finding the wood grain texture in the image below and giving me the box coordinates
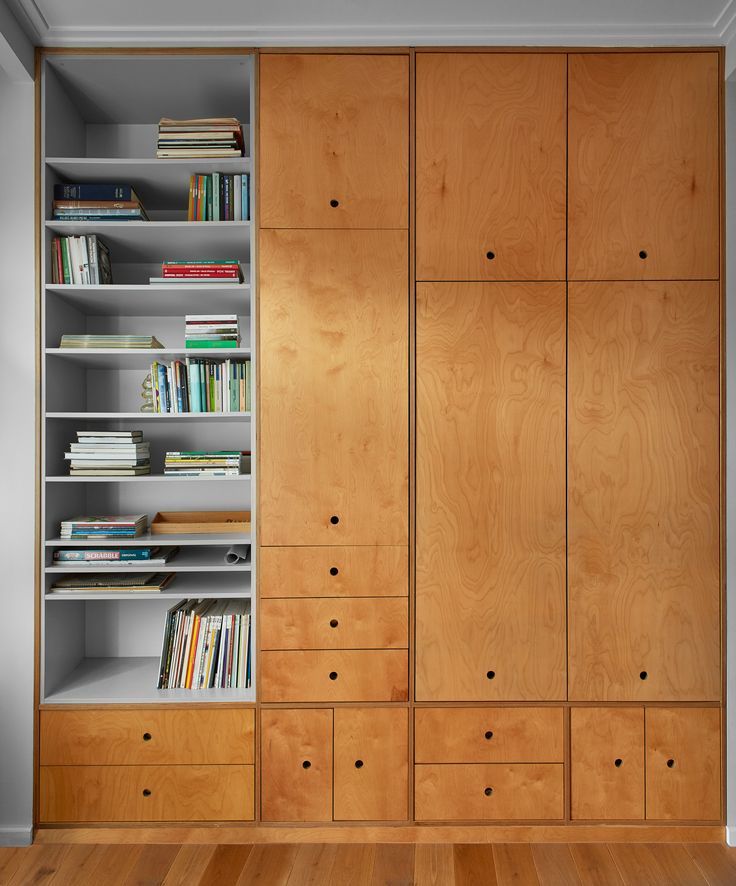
[259,229,408,546]
[531,843,583,885]
[414,845,454,886]
[326,844,375,886]
[261,650,408,702]
[260,597,408,650]
[569,844,625,885]
[197,846,254,885]
[65,844,143,886]
[414,764,564,821]
[416,282,566,701]
[416,53,566,281]
[259,54,409,229]
[3,845,69,886]
[286,845,338,886]
[569,52,719,280]
[686,843,736,886]
[608,843,708,886]
[453,844,498,886]
[260,709,333,822]
[40,708,254,766]
[370,844,414,885]
[570,707,645,820]
[414,707,564,763]
[259,546,408,598]
[645,708,721,821]
[161,845,216,885]
[238,844,299,885]
[38,765,254,823]
[333,708,408,821]
[120,844,179,885]
[568,282,720,701]
[493,844,540,886]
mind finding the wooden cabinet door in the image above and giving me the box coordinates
[416,282,566,701]
[571,708,644,820]
[260,709,333,822]
[259,229,408,545]
[334,708,408,821]
[259,54,409,229]
[646,708,721,821]
[569,52,719,280]
[568,282,720,701]
[416,53,566,282]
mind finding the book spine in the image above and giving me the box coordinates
[54,184,134,200]
[242,173,249,221]
[234,175,241,222]
[212,172,220,221]
[223,175,230,221]
[206,174,213,221]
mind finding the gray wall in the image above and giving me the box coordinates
[0,66,35,846]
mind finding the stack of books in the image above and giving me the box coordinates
[64,430,151,477]
[50,572,175,594]
[53,546,178,567]
[59,334,164,349]
[164,451,250,478]
[150,260,243,285]
[52,184,149,221]
[60,515,148,539]
[187,174,249,220]
[157,599,252,690]
[151,358,250,413]
[157,118,245,158]
[50,235,112,285]
[185,314,239,350]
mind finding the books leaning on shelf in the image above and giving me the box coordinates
[50,572,175,594]
[164,451,250,477]
[59,334,164,349]
[157,117,245,158]
[151,358,250,414]
[149,260,244,285]
[50,235,112,285]
[64,429,151,476]
[53,546,178,566]
[185,314,239,349]
[52,183,149,221]
[60,514,148,539]
[187,173,249,221]
[157,599,252,690]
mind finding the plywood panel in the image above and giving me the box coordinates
[569,52,719,280]
[568,282,720,701]
[570,707,645,820]
[260,709,333,822]
[416,53,566,281]
[259,54,409,229]
[416,282,566,701]
[334,708,408,821]
[259,229,408,546]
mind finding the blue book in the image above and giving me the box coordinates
[54,184,140,202]
[157,363,169,413]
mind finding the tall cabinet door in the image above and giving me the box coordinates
[416,282,566,701]
[568,282,720,701]
[259,228,408,546]
[569,52,719,280]
[416,53,566,282]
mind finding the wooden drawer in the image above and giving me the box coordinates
[259,546,408,598]
[414,707,563,763]
[415,763,564,821]
[261,597,408,650]
[261,650,408,702]
[40,708,254,766]
[39,764,254,822]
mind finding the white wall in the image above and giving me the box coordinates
[0,66,35,846]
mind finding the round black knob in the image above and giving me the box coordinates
[329,567,339,576]
[484,787,493,796]
[142,732,152,741]
[639,250,648,259]
[329,671,338,680]
[330,199,339,208]
[486,250,495,260]
[142,789,151,797]
[329,619,339,628]
[330,515,340,525]
[667,759,675,768]
[354,759,364,769]
[614,758,623,768]
[486,670,495,680]
[302,760,311,769]
[484,730,494,740]
[640,671,648,680]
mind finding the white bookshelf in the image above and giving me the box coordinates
[40,51,256,705]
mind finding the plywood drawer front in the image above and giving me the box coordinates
[39,708,254,766]
[39,764,254,823]
[571,707,644,821]
[646,708,721,821]
[414,707,563,763]
[259,546,408,598]
[261,650,408,702]
[260,597,408,650]
[415,764,564,821]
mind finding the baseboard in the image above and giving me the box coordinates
[0,827,33,847]
[727,826,736,847]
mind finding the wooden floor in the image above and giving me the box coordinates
[2,842,736,885]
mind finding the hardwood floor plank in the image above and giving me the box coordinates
[70,844,143,886]
[327,844,375,886]
[642,845,708,886]
[686,844,736,886]
[198,846,253,886]
[286,845,339,886]
[48,844,98,885]
[494,844,540,886]
[121,845,179,886]
[370,844,414,886]
[531,844,582,885]
[7,845,70,886]
[161,846,216,886]
[453,844,497,886]
[609,844,681,885]
[0,849,23,886]
[237,844,299,886]
[415,844,455,886]
[570,844,624,885]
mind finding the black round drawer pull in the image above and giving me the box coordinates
[329,567,339,576]
[486,250,495,260]
[302,760,311,769]
[639,250,648,259]
[142,789,151,797]
[484,787,493,796]
[330,515,340,525]
[486,670,495,680]
[667,759,675,768]
[354,759,364,769]
[614,758,623,768]
[142,732,152,742]
[640,671,648,680]
[329,671,338,680]
[484,730,494,740]
[330,199,339,208]
[329,619,339,628]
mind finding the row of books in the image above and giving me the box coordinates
[157,117,245,159]
[60,514,148,539]
[164,451,249,478]
[157,599,252,689]
[53,546,175,565]
[64,430,151,477]
[52,184,148,222]
[150,260,243,284]
[188,174,249,221]
[50,235,112,285]
[50,571,175,594]
[151,358,251,413]
[185,314,239,349]
[59,334,163,349]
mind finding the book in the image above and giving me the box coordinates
[53,184,143,202]
[54,547,162,562]
[50,572,174,593]
[53,547,178,566]
[60,514,148,538]
[59,335,164,349]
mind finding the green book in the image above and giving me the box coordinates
[61,238,72,284]
[185,340,237,349]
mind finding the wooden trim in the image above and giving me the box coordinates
[718,43,727,825]
[408,46,416,825]
[33,45,42,837]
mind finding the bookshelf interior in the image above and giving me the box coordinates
[40,51,256,704]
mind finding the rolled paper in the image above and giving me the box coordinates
[225,544,250,564]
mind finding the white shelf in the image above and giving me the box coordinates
[45,283,251,316]
[45,570,249,600]
[42,656,254,705]
[46,412,251,421]
[46,347,250,370]
[46,546,251,574]
[45,532,251,547]
[46,474,251,483]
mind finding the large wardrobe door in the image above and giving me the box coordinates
[259,229,408,545]
[569,52,719,280]
[416,53,566,282]
[416,282,566,701]
[568,282,720,701]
